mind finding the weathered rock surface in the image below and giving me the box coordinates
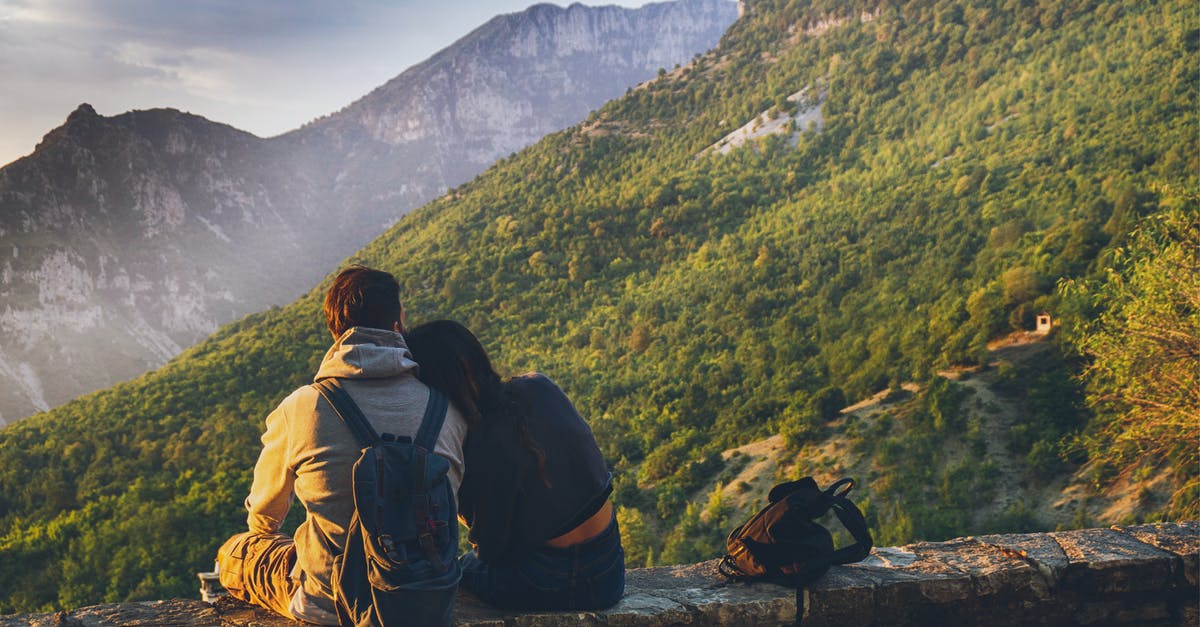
[3,523,1194,626]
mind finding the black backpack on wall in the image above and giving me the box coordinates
[719,477,873,587]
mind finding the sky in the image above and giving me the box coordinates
[0,0,650,167]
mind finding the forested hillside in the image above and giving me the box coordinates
[1,0,1195,613]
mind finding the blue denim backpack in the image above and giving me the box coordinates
[313,378,461,627]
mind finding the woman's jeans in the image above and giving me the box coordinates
[459,514,625,610]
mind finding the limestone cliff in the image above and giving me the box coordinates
[0,104,320,423]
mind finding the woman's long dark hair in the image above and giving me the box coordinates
[404,320,502,429]
[405,320,549,485]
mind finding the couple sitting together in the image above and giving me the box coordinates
[216,266,625,624]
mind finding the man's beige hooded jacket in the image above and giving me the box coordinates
[244,326,468,616]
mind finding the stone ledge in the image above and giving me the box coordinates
[3,522,1195,626]
[804,522,1198,626]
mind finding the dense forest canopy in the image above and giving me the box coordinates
[1,0,1196,613]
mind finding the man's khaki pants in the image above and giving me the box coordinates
[217,532,300,620]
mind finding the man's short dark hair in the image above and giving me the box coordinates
[324,265,402,337]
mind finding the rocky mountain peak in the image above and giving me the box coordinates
[68,102,98,121]
[36,103,103,151]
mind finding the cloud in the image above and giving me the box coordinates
[24,0,403,50]
[0,1,54,23]
[112,42,246,101]
[0,0,657,165]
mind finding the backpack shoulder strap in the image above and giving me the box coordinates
[823,479,874,565]
[828,495,873,564]
[410,387,451,576]
[312,378,380,448]
[413,388,448,451]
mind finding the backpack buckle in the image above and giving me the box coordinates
[379,534,404,563]
[417,530,447,575]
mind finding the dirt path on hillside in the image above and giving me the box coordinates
[698,331,1096,532]
[942,333,1080,524]
[955,374,1037,519]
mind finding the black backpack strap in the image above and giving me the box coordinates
[413,388,448,451]
[411,387,450,575]
[312,378,380,448]
[823,479,873,565]
[824,477,855,499]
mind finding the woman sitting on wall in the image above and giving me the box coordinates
[405,320,625,610]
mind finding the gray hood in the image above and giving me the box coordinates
[314,326,419,381]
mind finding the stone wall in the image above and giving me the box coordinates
[4,522,1195,626]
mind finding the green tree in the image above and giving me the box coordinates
[1069,207,1199,518]
[809,386,847,421]
[616,506,656,568]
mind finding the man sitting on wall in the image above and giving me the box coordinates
[215,265,468,624]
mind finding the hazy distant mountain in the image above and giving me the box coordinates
[286,0,741,247]
[0,0,738,424]
[0,104,323,424]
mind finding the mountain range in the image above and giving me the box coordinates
[0,0,738,425]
